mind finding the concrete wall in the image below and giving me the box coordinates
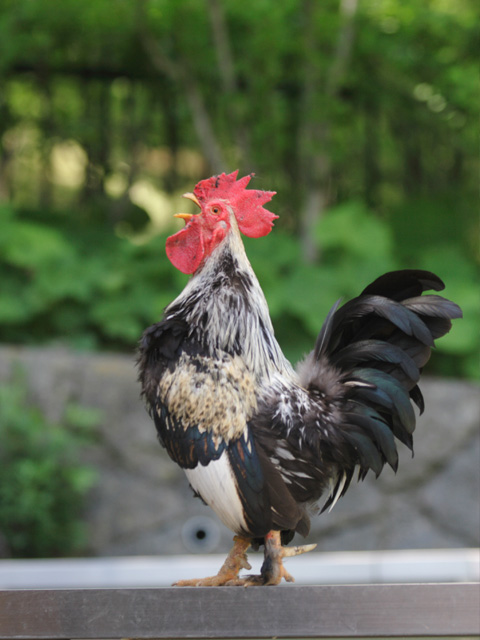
[0,344,478,557]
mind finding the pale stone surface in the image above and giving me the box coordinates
[0,345,478,557]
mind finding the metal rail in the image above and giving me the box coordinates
[1,548,479,588]
[1,583,479,639]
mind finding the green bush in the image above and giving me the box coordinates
[0,202,185,349]
[0,200,477,379]
[248,201,479,377]
[0,371,99,557]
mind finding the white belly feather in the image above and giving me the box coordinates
[184,452,248,534]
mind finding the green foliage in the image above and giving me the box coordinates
[0,371,99,557]
[0,0,477,379]
[246,201,478,374]
[0,197,476,378]
[417,245,480,379]
[0,202,183,349]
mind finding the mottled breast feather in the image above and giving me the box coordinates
[155,351,257,469]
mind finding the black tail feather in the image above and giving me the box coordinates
[313,298,342,360]
[361,269,445,299]
[331,339,420,384]
[312,269,461,480]
[343,406,399,471]
[409,384,425,414]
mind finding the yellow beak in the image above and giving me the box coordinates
[173,192,201,222]
[182,192,201,208]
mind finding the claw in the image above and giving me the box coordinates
[239,557,252,571]
[258,531,316,585]
[223,533,317,586]
[172,531,316,587]
[282,543,317,557]
[173,535,251,587]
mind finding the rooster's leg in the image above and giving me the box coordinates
[236,530,317,586]
[173,535,252,587]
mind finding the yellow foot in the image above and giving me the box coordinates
[244,531,317,586]
[173,535,251,587]
[173,574,248,587]
[173,531,316,587]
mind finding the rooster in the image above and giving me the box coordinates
[138,171,461,586]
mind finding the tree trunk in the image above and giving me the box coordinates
[37,71,54,209]
[136,0,226,174]
[364,85,381,209]
[81,80,108,206]
[299,0,358,263]
[158,78,181,193]
[0,97,11,202]
[206,0,251,168]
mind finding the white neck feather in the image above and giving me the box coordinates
[165,224,296,382]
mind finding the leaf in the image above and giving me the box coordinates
[1,219,71,268]
[316,202,394,261]
[0,373,98,557]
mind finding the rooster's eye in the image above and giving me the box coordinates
[212,207,219,214]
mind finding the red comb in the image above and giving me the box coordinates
[193,170,278,238]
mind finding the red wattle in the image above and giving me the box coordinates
[166,222,205,274]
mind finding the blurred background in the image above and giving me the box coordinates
[0,0,478,574]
